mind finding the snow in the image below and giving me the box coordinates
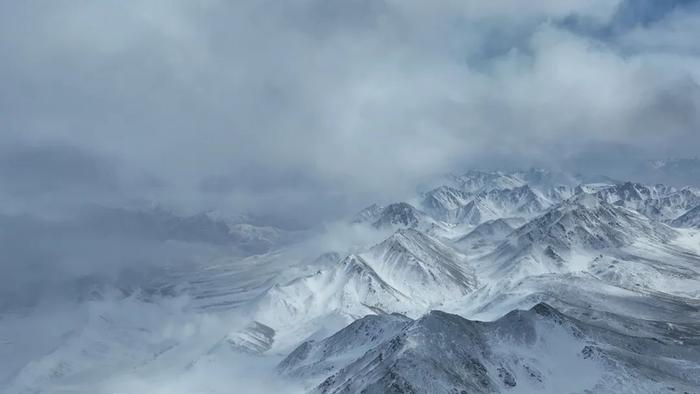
[5,168,700,393]
[281,302,700,393]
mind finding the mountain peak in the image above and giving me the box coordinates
[372,202,424,228]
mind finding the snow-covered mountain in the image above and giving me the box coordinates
[483,193,680,280]
[458,185,551,225]
[504,192,676,254]
[81,205,304,254]
[594,181,700,221]
[365,229,477,304]
[419,182,557,225]
[5,166,700,394]
[456,217,524,249]
[251,229,477,350]
[370,202,427,229]
[353,202,442,231]
[449,170,526,193]
[280,303,700,393]
[420,185,473,222]
[253,254,412,332]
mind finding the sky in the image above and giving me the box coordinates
[1,0,700,224]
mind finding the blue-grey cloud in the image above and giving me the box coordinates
[0,0,698,224]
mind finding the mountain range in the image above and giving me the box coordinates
[268,168,700,392]
[4,167,700,393]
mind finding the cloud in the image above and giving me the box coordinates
[0,144,119,201]
[0,0,698,223]
[1,290,303,393]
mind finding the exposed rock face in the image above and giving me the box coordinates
[280,303,700,394]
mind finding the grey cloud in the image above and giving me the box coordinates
[0,0,699,224]
[0,144,118,196]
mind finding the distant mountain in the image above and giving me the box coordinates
[462,185,551,224]
[449,170,525,193]
[80,206,302,253]
[483,193,680,282]
[511,167,580,189]
[419,183,554,225]
[450,168,580,197]
[594,181,700,221]
[419,185,472,222]
[503,192,676,254]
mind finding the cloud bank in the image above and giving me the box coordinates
[1,0,699,222]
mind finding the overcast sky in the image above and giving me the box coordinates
[1,0,700,224]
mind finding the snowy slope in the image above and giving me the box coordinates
[449,170,525,193]
[277,313,412,380]
[281,303,700,394]
[495,193,676,262]
[251,229,478,350]
[353,202,448,233]
[420,185,473,222]
[365,229,477,305]
[455,218,524,249]
[7,166,700,394]
[419,184,553,226]
[594,182,700,221]
[253,254,412,332]
[672,205,700,228]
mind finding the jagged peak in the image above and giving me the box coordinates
[387,227,427,242]
[330,312,411,336]
[382,202,420,214]
[341,253,370,267]
[371,202,425,228]
[372,228,449,258]
[413,310,478,330]
[495,302,565,325]
[426,184,467,196]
